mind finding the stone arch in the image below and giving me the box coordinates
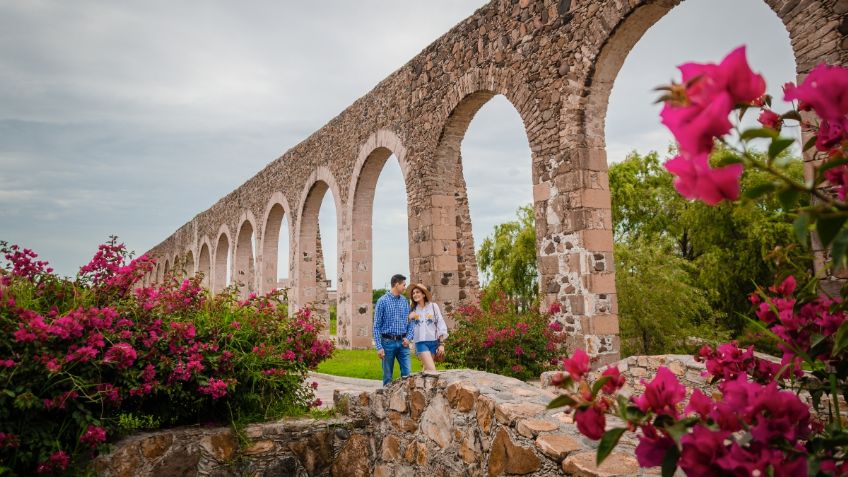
[198,238,212,289]
[234,211,259,297]
[163,258,171,280]
[183,250,195,278]
[259,192,294,294]
[213,225,232,294]
[581,0,826,154]
[344,129,411,348]
[426,68,543,313]
[294,166,344,333]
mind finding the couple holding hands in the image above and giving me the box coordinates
[372,274,448,386]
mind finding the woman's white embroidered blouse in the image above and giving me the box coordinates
[410,302,448,343]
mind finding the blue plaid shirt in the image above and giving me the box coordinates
[373,291,413,350]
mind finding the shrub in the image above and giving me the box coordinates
[0,239,334,475]
[443,294,566,380]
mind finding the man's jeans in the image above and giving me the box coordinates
[381,338,411,386]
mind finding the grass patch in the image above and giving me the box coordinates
[316,349,447,380]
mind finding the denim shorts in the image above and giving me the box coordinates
[415,340,439,354]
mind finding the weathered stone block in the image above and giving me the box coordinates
[487,428,542,476]
[330,434,371,477]
[535,434,583,462]
[561,451,639,476]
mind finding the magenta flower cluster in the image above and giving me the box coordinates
[549,47,848,476]
[0,240,334,475]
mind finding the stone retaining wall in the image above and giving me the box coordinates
[94,417,372,477]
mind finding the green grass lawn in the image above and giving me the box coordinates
[315,349,447,380]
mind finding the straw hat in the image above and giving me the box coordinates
[408,283,433,303]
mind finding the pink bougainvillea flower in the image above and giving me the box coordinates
[48,450,70,471]
[661,93,733,155]
[679,46,766,106]
[784,63,848,121]
[758,109,782,130]
[634,367,685,417]
[600,366,625,394]
[678,425,731,477]
[79,425,107,448]
[635,425,675,468]
[750,383,811,444]
[562,348,590,381]
[664,152,743,205]
[685,389,713,417]
[103,342,137,369]
[575,404,606,440]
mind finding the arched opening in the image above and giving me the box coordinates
[214,232,230,293]
[600,0,799,163]
[183,251,195,279]
[433,90,536,313]
[350,145,410,348]
[587,0,799,356]
[234,219,257,297]
[458,95,535,309]
[297,176,342,338]
[261,201,292,294]
[163,259,171,280]
[198,243,211,289]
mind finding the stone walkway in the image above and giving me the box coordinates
[308,371,548,410]
[307,372,382,409]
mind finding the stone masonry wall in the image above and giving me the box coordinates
[94,417,373,477]
[142,0,848,357]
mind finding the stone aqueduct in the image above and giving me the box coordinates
[143,0,848,360]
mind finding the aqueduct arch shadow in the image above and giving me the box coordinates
[183,250,195,279]
[295,167,344,340]
[260,193,294,295]
[213,226,232,294]
[431,88,540,315]
[198,240,212,289]
[346,130,411,348]
[234,212,259,298]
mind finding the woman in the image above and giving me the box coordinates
[408,283,447,372]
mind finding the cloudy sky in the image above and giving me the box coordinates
[0,0,797,288]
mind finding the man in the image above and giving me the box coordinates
[373,274,413,386]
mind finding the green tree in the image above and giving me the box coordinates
[372,288,387,305]
[615,239,725,356]
[610,147,812,343]
[477,205,538,310]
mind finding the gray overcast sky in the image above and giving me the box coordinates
[0,0,796,287]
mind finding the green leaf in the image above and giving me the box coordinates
[597,428,627,466]
[816,215,848,247]
[832,320,848,357]
[743,182,777,200]
[547,394,577,409]
[768,138,795,159]
[830,229,848,270]
[781,110,801,121]
[803,135,818,151]
[661,445,681,477]
[794,213,811,246]
[664,417,699,441]
[591,376,612,397]
[740,127,778,141]
[777,188,800,210]
[715,155,744,167]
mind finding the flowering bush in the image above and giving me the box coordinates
[549,47,848,476]
[443,295,567,380]
[0,238,333,475]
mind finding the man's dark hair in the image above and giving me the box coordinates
[390,274,406,287]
